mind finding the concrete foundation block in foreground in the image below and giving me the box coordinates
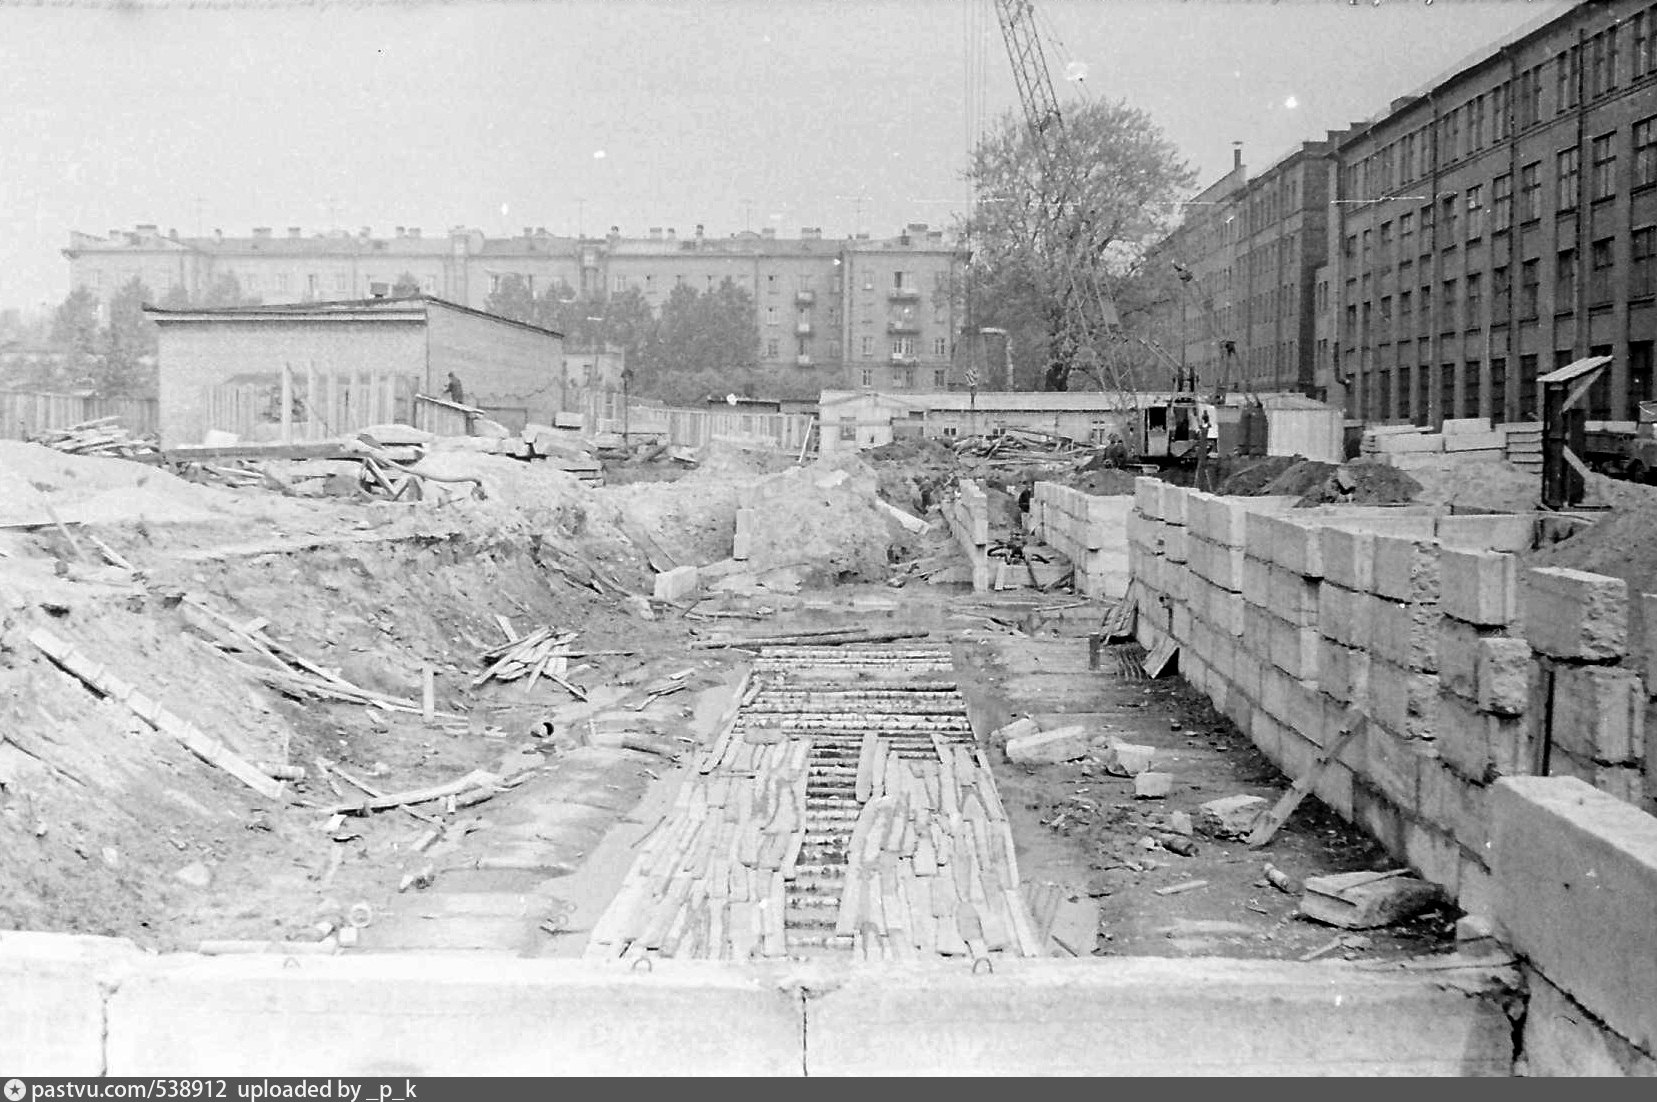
[105,956,804,1076]
[803,958,1516,1076]
[1493,776,1657,1057]
[1518,967,1657,1076]
[1439,547,1516,627]
[0,932,142,1075]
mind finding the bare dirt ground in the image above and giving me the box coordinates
[0,436,1467,961]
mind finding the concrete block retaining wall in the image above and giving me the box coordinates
[1126,475,1657,1073]
[1029,483,1132,598]
[0,936,1518,1076]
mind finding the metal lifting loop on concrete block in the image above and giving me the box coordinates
[282,956,302,969]
[971,956,995,976]
[631,955,654,973]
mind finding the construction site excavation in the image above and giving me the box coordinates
[5,410,1656,1077]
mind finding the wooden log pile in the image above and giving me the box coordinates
[471,625,583,698]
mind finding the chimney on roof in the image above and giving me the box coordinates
[288,226,301,238]
[609,226,620,240]
[907,222,927,233]
[136,223,158,235]
[169,228,179,240]
[666,227,676,242]
[649,227,663,240]
[108,229,121,241]
[214,229,223,242]
[1233,141,1244,170]
[359,226,371,239]
[395,226,406,238]
[536,226,548,236]
[695,224,704,239]
[760,227,776,239]
[253,227,273,239]
[408,227,421,239]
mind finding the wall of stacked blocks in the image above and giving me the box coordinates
[1030,477,1657,1073]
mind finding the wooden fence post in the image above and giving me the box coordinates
[280,363,293,444]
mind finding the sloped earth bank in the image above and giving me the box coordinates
[1,441,1454,964]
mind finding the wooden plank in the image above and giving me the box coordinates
[1142,635,1178,679]
[1246,713,1368,848]
[29,628,286,801]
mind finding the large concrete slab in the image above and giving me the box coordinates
[0,932,141,1075]
[105,956,805,1075]
[1493,776,1657,1057]
[803,958,1516,1075]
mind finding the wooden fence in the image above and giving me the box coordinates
[0,391,158,441]
[626,403,816,451]
[204,365,417,443]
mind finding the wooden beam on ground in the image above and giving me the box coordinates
[1247,712,1369,849]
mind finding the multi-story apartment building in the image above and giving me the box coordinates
[1149,141,1335,400]
[63,222,965,399]
[1155,1,1657,426]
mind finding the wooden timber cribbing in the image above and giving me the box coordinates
[585,642,1041,962]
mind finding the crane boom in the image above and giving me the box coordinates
[990,0,1128,394]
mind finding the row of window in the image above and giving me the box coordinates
[761,336,952,362]
[1358,342,1654,423]
[1345,12,1657,202]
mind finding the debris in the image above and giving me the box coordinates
[1262,863,1300,894]
[1141,636,1178,678]
[328,769,498,817]
[1133,771,1173,799]
[1299,933,1374,962]
[398,865,437,893]
[1099,738,1156,776]
[989,716,1040,747]
[1197,794,1270,838]
[1299,870,1443,929]
[691,627,932,650]
[175,861,214,889]
[31,417,158,460]
[1159,835,1197,857]
[1004,724,1091,765]
[1153,879,1208,897]
[1168,810,1195,837]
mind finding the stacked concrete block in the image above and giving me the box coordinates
[1519,567,1648,805]
[1028,482,1133,598]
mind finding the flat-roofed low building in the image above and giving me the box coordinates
[144,296,562,447]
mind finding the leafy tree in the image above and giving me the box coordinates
[484,273,537,324]
[964,98,1195,390]
[97,276,158,397]
[391,271,422,298]
[50,287,101,366]
[646,279,759,395]
[158,284,193,310]
[200,272,261,307]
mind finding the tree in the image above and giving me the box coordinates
[646,278,760,394]
[200,272,261,307]
[50,287,101,368]
[483,274,536,324]
[964,98,1195,391]
[391,271,422,298]
[98,276,158,397]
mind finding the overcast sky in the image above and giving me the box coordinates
[0,0,1569,312]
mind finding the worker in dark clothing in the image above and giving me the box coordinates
[444,371,466,404]
[1103,433,1130,468]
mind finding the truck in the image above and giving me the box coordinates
[1581,401,1657,483]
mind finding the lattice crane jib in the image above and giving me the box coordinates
[991,0,1132,398]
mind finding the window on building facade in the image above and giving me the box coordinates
[828,339,843,359]
[422,276,435,293]
[1557,248,1578,307]
[1441,194,1458,243]
[613,275,626,293]
[765,339,779,358]
[1441,279,1457,326]
[1558,47,1582,112]
[1466,185,1484,240]
[1493,81,1511,141]
[1590,238,1615,304]
[1631,341,1654,411]
[334,273,348,292]
[1520,162,1542,220]
[860,335,873,358]
[1590,26,1618,98]
[1441,363,1459,421]
[892,271,908,289]
[1591,133,1617,201]
[1491,357,1508,420]
[933,337,947,357]
[1520,259,1540,318]
[1637,118,1657,188]
[1492,174,1512,230]
[1400,288,1413,326]
[1638,10,1655,78]
[891,337,914,358]
[275,273,288,293]
[1558,148,1581,211]
[1493,265,1511,322]
[1634,227,1657,297]
[1466,273,1482,327]
[1344,234,1357,260]
[1519,353,1540,419]
[1472,95,1486,150]
[765,306,778,326]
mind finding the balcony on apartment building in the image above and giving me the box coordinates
[795,289,815,305]
[886,319,920,335]
[887,285,921,302]
[796,354,813,367]
[889,351,918,365]
[795,319,813,335]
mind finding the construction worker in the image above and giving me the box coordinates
[1103,433,1130,468]
[444,371,466,405]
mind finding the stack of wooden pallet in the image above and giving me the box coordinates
[33,417,157,459]
[1501,420,1544,473]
